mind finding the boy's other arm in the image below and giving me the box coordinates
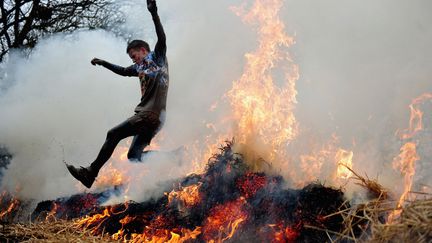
[147,0,166,59]
[91,58,138,77]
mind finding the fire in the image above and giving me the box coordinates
[75,207,111,233]
[388,142,419,222]
[93,161,129,189]
[297,135,354,186]
[130,227,202,243]
[388,93,432,222]
[270,223,301,243]
[75,203,129,234]
[335,149,354,180]
[168,183,202,208]
[202,197,248,242]
[397,93,432,140]
[236,172,267,198]
[0,191,20,222]
[112,215,135,240]
[228,0,299,165]
[183,0,301,173]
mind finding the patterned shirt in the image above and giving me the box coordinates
[100,12,168,116]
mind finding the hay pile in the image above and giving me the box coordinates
[0,219,114,242]
[370,199,432,243]
[328,167,432,242]
[2,166,432,242]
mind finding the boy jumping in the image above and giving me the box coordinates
[67,0,168,188]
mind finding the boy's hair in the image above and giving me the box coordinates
[126,40,150,53]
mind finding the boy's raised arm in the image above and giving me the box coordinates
[147,0,166,59]
[91,58,138,77]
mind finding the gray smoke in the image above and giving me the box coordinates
[0,0,432,202]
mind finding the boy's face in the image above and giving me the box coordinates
[128,47,148,64]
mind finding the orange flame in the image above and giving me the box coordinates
[75,203,130,234]
[335,149,354,180]
[130,227,202,243]
[203,197,248,242]
[228,0,299,164]
[0,191,20,221]
[388,142,419,222]
[388,93,432,222]
[397,93,432,140]
[168,183,202,208]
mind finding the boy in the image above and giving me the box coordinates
[67,0,168,189]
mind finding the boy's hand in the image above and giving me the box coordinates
[91,58,104,66]
[147,0,157,13]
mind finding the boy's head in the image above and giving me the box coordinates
[126,40,150,64]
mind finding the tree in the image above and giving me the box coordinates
[0,0,123,62]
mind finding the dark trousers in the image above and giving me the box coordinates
[90,111,161,174]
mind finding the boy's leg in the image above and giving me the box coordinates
[127,112,161,162]
[89,120,139,173]
[127,134,152,162]
[67,114,144,188]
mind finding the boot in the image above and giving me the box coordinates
[66,165,96,189]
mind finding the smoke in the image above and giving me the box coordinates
[281,0,432,193]
[0,0,250,201]
[1,0,432,203]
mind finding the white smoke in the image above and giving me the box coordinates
[0,0,249,201]
[0,0,432,203]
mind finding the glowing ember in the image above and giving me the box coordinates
[271,223,301,243]
[236,172,267,198]
[202,197,248,242]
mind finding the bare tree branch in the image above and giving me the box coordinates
[0,0,124,62]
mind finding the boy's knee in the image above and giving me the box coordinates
[127,150,142,162]
[106,128,120,140]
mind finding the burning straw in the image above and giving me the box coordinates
[2,145,432,242]
[21,142,349,242]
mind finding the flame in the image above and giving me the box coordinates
[203,197,248,242]
[183,0,300,172]
[388,93,432,222]
[112,215,136,240]
[0,191,20,221]
[130,227,202,243]
[227,0,299,164]
[75,203,130,234]
[93,161,129,189]
[75,207,111,233]
[297,135,354,186]
[335,149,354,180]
[388,142,419,222]
[397,93,432,140]
[168,183,202,207]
